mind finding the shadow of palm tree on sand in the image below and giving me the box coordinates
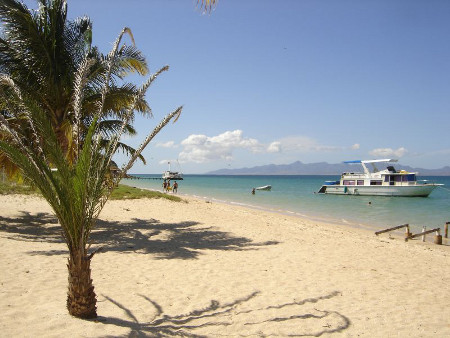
[1,212,351,336]
[97,290,350,337]
[0,212,278,259]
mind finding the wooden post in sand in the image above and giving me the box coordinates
[435,229,443,245]
[405,228,442,245]
[421,226,426,242]
[405,224,412,239]
[445,222,449,238]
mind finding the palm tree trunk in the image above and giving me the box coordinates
[66,251,97,318]
[55,124,70,157]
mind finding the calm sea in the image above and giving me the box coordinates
[122,175,450,233]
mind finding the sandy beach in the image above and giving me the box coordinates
[0,193,449,337]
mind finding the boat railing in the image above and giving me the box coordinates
[341,173,368,179]
[392,181,419,186]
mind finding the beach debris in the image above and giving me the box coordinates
[405,227,442,245]
[374,224,411,239]
[376,223,443,245]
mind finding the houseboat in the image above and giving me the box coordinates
[317,159,442,197]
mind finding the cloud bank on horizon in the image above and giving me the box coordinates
[369,147,408,158]
[156,129,387,165]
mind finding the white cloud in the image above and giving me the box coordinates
[179,130,263,163]
[351,143,360,150]
[267,141,282,153]
[178,131,359,164]
[268,136,343,153]
[156,141,176,148]
[369,147,408,158]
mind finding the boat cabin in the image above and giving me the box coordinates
[340,171,417,187]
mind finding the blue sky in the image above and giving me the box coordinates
[26,0,450,173]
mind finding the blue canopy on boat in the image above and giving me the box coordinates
[343,159,397,164]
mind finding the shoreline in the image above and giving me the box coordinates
[178,192,450,245]
[1,194,449,336]
[121,176,450,237]
[128,183,381,231]
[130,184,449,244]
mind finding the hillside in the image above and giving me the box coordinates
[206,161,450,176]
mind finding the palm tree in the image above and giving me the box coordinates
[0,0,150,175]
[0,1,183,318]
[0,25,182,318]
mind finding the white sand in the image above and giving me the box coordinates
[1,194,449,337]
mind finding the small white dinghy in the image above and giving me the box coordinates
[255,185,271,191]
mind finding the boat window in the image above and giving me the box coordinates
[394,175,402,182]
[370,180,382,185]
[357,180,364,185]
[398,174,416,182]
[406,174,416,181]
[343,180,355,186]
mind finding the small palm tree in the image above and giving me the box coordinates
[0,27,182,318]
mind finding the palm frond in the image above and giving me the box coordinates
[197,0,217,13]
[114,45,148,77]
[97,119,136,137]
[118,105,182,180]
[100,139,146,165]
[71,56,95,158]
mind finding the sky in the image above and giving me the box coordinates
[25,0,450,173]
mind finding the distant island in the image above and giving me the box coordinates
[205,161,450,176]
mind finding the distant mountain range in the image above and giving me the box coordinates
[206,161,450,176]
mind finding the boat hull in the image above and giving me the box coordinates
[255,185,271,191]
[162,171,183,180]
[319,184,439,197]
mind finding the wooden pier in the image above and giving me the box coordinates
[128,176,163,180]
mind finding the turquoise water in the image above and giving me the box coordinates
[122,175,450,232]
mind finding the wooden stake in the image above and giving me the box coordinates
[422,226,426,242]
[405,225,412,239]
[445,222,449,239]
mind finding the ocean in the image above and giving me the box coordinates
[122,175,450,233]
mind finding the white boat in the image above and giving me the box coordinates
[162,171,183,180]
[317,159,442,197]
[162,161,183,180]
[255,185,271,191]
